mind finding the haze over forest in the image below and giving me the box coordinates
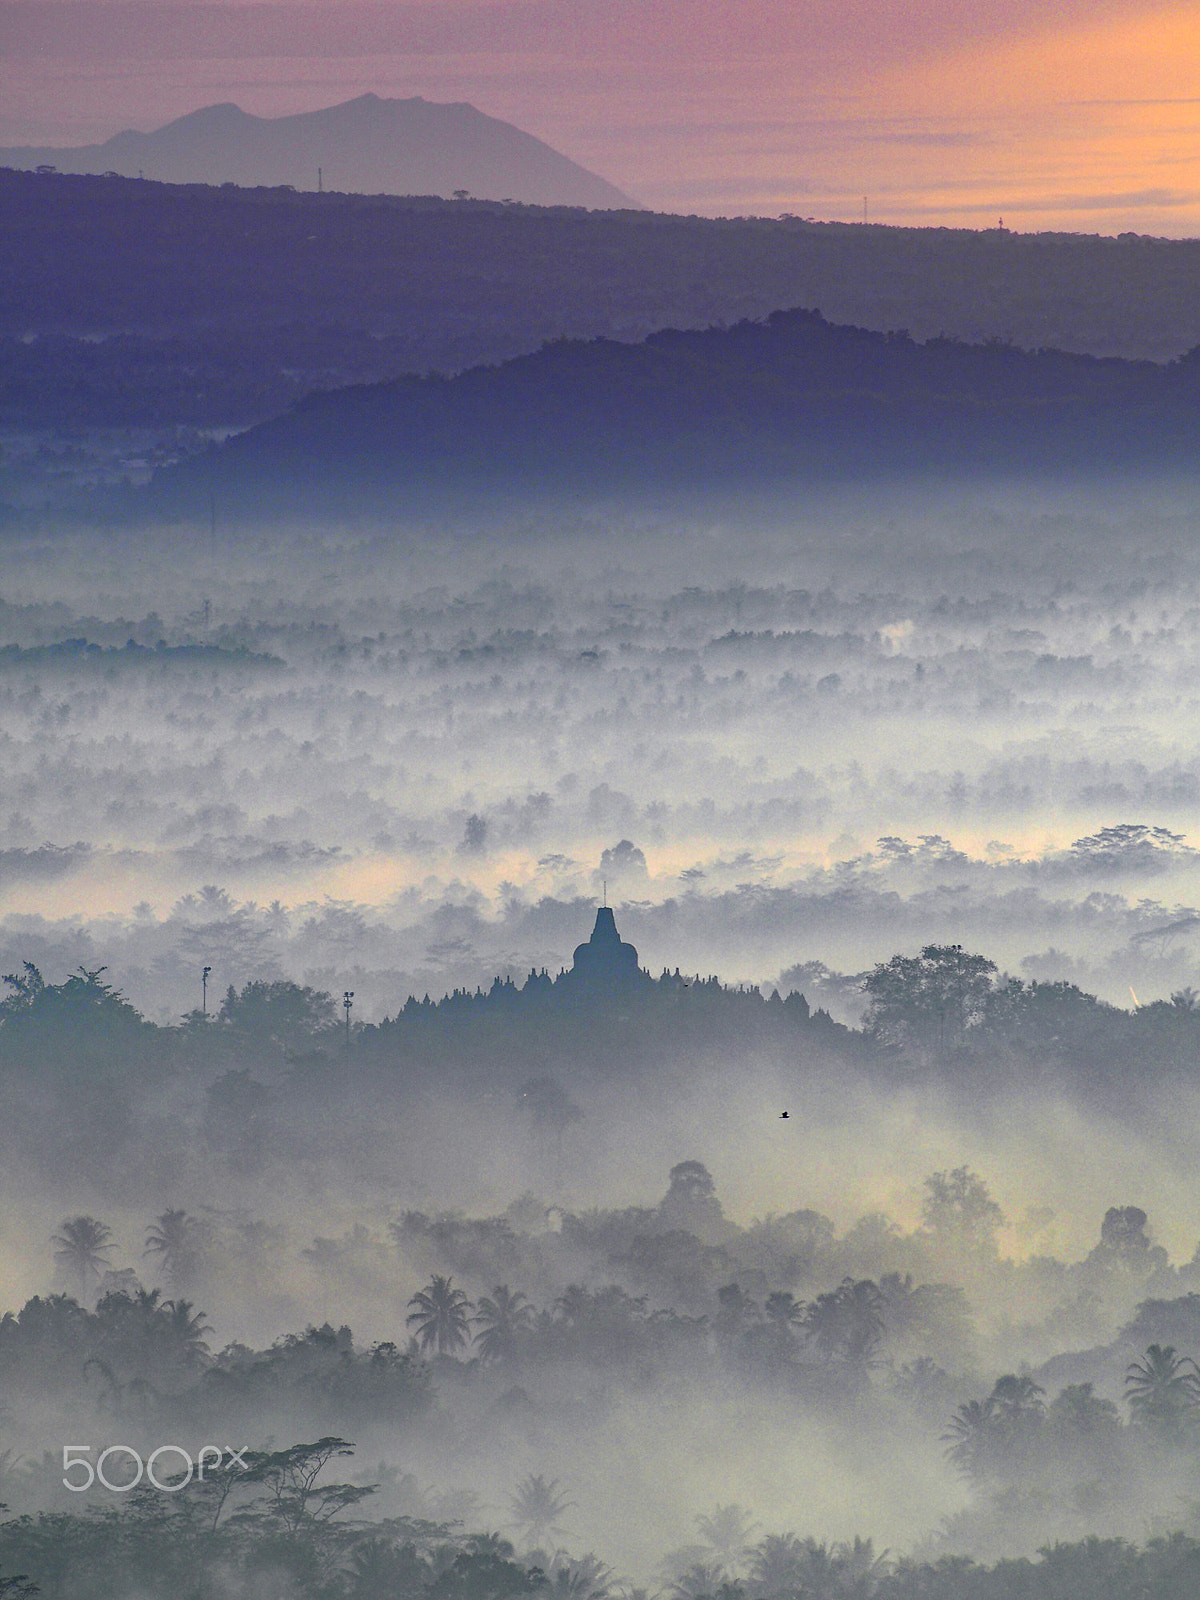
[5,156,1200,1600]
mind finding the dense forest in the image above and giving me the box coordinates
[4,940,1200,1126]
[6,947,1200,1595]
[136,308,1200,519]
[6,166,1200,441]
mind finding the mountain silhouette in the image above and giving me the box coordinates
[0,94,639,210]
[143,308,1200,519]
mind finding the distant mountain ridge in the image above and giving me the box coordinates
[144,308,1200,519]
[0,94,639,210]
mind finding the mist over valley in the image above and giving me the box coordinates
[5,162,1200,1599]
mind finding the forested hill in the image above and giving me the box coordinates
[145,309,1200,517]
[8,166,1200,436]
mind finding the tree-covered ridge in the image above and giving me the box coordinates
[7,167,1200,367]
[4,1287,1200,1598]
[9,163,1200,505]
[141,307,1200,519]
[3,943,1199,1087]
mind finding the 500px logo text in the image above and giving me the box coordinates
[62,1444,249,1492]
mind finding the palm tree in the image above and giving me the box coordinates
[144,1209,208,1292]
[82,1355,125,1413]
[803,1277,885,1364]
[406,1275,474,1356]
[474,1285,536,1363]
[1125,1343,1200,1437]
[668,1563,725,1600]
[748,1533,809,1594]
[977,1372,1045,1472]
[508,1472,574,1548]
[942,1397,997,1480]
[763,1292,803,1337]
[51,1216,113,1301]
[695,1503,759,1573]
[837,1278,886,1363]
[547,1552,613,1600]
[833,1535,892,1587]
[160,1299,213,1370]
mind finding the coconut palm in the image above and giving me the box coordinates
[547,1552,614,1600]
[161,1298,213,1369]
[82,1355,126,1414]
[474,1285,536,1363]
[508,1472,574,1548]
[803,1277,885,1364]
[143,1209,209,1293]
[942,1397,997,1480]
[763,1292,803,1336]
[749,1532,810,1594]
[406,1274,474,1356]
[1125,1343,1200,1436]
[51,1216,114,1302]
[977,1372,1046,1472]
[695,1503,759,1573]
[833,1535,892,1587]
[668,1561,726,1600]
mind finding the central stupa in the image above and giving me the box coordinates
[571,905,642,986]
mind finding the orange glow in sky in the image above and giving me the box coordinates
[3,0,1200,229]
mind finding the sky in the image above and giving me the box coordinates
[3,0,1200,230]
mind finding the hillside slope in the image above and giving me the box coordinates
[6,168,1200,438]
[145,309,1200,518]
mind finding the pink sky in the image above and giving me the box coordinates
[4,0,1200,229]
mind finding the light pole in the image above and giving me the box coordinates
[343,990,354,1047]
[202,965,212,1015]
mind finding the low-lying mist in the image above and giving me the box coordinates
[5,472,1200,1592]
[2,477,1200,1013]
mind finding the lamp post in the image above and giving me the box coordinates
[202,965,212,1015]
[343,990,354,1047]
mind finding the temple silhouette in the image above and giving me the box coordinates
[376,902,823,1083]
[570,904,646,989]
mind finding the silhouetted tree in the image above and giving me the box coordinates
[1125,1344,1200,1438]
[143,1209,210,1293]
[864,943,996,1049]
[473,1286,535,1364]
[922,1167,1004,1260]
[943,1397,997,1481]
[802,1278,885,1366]
[51,1216,113,1302]
[406,1275,473,1356]
[695,1504,759,1572]
[508,1472,573,1547]
[660,1160,727,1241]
